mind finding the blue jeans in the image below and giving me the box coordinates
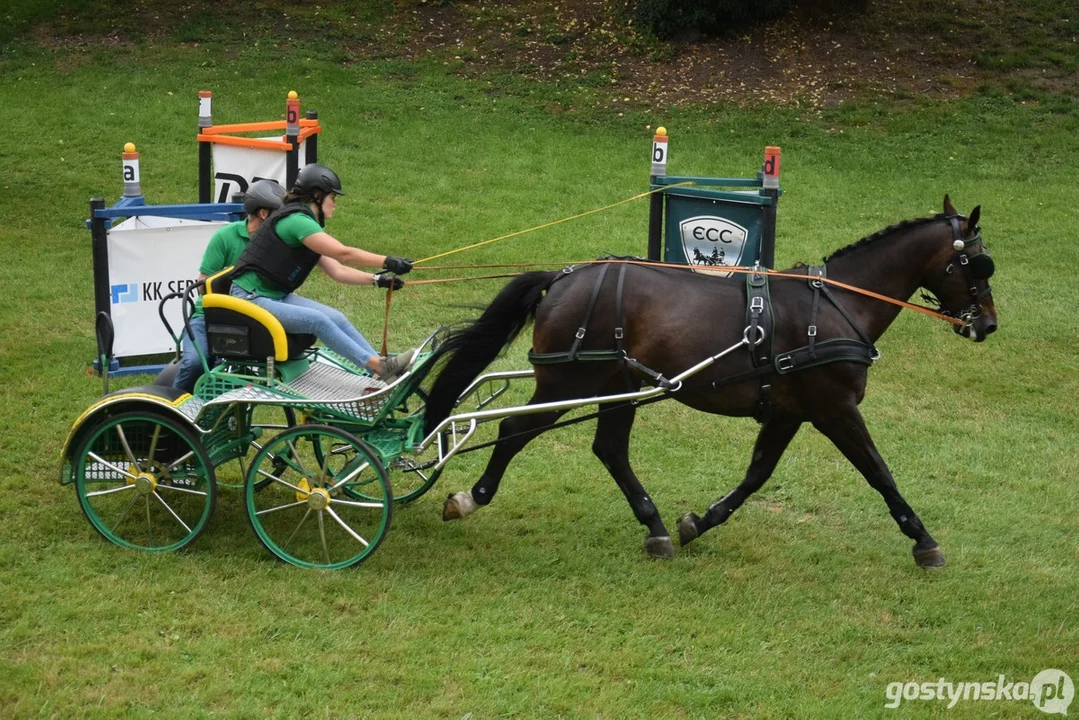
[173,314,210,392]
[230,286,378,367]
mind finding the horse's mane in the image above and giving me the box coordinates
[822,213,946,263]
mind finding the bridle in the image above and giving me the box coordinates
[926,214,995,326]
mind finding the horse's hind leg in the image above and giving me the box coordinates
[678,417,802,547]
[811,405,945,568]
[591,400,674,558]
[442,394,568,520]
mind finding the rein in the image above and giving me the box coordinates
[413,183,695,266]
[401,258,968,327]
[376,195,976,349]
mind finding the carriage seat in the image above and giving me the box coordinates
[202,268,317,362]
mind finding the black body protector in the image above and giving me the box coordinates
[232,203,322,294]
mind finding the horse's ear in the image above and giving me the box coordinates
[943,194,957,216]
[968,205,981,231]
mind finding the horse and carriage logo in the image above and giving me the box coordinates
[679,215,750,277]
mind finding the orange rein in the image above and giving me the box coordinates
[393,258,966,327]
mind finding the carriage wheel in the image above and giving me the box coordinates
[316,438,442,504]
[245,424,392,570]
[74,411,216,552]
[246,406,298,492]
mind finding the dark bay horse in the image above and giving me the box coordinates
[422,196,997,568]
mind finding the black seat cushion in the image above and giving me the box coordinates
[205,307,316,361]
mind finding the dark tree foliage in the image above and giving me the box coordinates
[632,0,796,39]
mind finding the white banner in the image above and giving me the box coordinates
[107,216,227,358]
[211,138,306,203]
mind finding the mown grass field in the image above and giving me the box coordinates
[1,4,1078,717]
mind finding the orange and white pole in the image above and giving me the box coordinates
[198,90,213,129]
[286,90,301,136]
[286,90,301,188]
[121,142,141,198]
[647,127,669,261]
[198,90,213,202]
[763,145,781,189]
[760,146,781,268]
[651,126,669,177]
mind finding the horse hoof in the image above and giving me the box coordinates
[913,544,946,568]
[644,535,675,559]
[442,491,477,521]
[678,513,700,546]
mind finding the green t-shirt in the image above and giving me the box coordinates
[192,220,251,316]
[233,212,323,300]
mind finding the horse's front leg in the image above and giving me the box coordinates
[591,400,675,558]
[679,417,802,547]
[811,404,945,568]
[442,406,565,520]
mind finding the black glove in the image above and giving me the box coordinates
[374,273,405,290]
[382,255,413,275]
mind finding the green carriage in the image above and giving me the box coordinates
[60,270,445,570]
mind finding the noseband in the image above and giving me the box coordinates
[942,214,994,325]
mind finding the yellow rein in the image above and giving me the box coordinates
[378,184,966,350]
[413,182,693,265]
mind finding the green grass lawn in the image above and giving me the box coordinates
[1,16,1078,719]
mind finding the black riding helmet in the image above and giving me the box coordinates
[242,179,287,215]
[292,163,344,197]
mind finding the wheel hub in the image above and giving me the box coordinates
[134,471,158,496]
[306,487,331,510]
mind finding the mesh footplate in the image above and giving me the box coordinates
[289,362,388,406]
[200,360,393,424]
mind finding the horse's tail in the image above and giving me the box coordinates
[423,271,558,435]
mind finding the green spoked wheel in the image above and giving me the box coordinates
[74,411,217,552]
[245,406,299,492]
[245,424,392,570]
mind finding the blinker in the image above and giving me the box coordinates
[968,253,995,280]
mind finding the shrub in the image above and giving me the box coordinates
[631,0,795,39]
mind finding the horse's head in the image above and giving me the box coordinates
[922,196,998,342]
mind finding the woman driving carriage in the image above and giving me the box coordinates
[172,179,287,392]
[229,164,417,380]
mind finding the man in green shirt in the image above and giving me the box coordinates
[172,180,286,391]
[229,163,416,380]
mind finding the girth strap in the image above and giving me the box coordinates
[614,263,637,390]
[745,266,774,423]
[566,263,611,361]
[714,265,879,401]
